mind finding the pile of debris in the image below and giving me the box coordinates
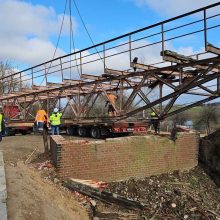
[30,152,220,219]
[105,167,220,219]
[62,167,220,219]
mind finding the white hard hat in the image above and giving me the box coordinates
[54,108,58,113]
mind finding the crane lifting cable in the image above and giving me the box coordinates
[41,0,105,83]
[39,0,68,85]
[71,0,105,66]
[69,0,81,79]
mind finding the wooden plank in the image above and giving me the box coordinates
[164,56,219,73]
[32,85,49,90]
[8,91,27,95]
[81,74,104,80]
[163,55,183,64]
[63,179,145,210]
[162,50,199,64]
[63,79,83,84]
[130,62,156,70]
[206,43,220,55]
[105,68,144,80]
[162,50,219,73]
[70,178,108,189]
[105,68,125,76]
[130,62,180,76]
[2,94,20,97]
[21,88,39,93]
[46,82,64,87]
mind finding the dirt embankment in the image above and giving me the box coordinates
[1,133,220,220]
[0,135,89,220]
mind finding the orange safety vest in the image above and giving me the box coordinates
[35,110,49,123]
[107,94,117,105]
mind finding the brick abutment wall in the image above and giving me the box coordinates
[50,133,199,181]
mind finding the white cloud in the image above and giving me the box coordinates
[133,0,220,17]
[0,0,77,65]
[60,39,200,81]
[0,36,66,65]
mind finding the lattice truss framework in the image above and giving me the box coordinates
[0,3,220,123]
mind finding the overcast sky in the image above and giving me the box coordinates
[0,0,219,69]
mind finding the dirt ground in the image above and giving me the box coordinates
[0,134,89,220]
[1,133,220,220]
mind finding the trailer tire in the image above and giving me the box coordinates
[77,127,87,137]
[4,128,10,136]
[90,127,101,139]
[66,126,74,136]
[4,128,15,136]
[21,130,27,135]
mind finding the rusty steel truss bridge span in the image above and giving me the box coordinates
[1,3,220,124]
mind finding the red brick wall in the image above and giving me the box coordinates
[51,133,199,181]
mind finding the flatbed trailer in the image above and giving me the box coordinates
[5,121,34,136]
[62,117,148,138]
[4,118,148,138]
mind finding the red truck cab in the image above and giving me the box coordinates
[3,105,33,136]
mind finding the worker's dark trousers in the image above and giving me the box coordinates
[0,132,2,142]
[51,125,60,135]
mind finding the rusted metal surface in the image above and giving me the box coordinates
[0,3,219,124]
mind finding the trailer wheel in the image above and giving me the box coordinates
[90,127,101,139]
[4,128,10,136]
[66,126,74,135]
[77,127,87,137]
[20,130,27,135]
[4,128,15,136]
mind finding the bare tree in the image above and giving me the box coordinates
[170,111,189,127]
[0,61,20,94]
[194,105,218,135]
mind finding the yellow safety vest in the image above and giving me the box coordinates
[50,113,62,126]
[0,114,2,132]
[151,112,157,118]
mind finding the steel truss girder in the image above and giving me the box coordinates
[120,63,220,120]
[164,95,218,119]
[0,55,219,122]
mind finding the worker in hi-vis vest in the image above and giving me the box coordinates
[35,108,49,131]
[49,108,62,135]
[150,111,159,134]
[0,108,5,142]
[106,92,117,116]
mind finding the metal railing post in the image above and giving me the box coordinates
[20,72,22,91]
[60,58,64,81]
[103,44,106,70]
[204,9,207,49]
[31,69,34,86]
[129,35,132,63]
[44,64,47,85]
[218,68,220,94]
[161,23,165,58]
[80,52,82,76]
